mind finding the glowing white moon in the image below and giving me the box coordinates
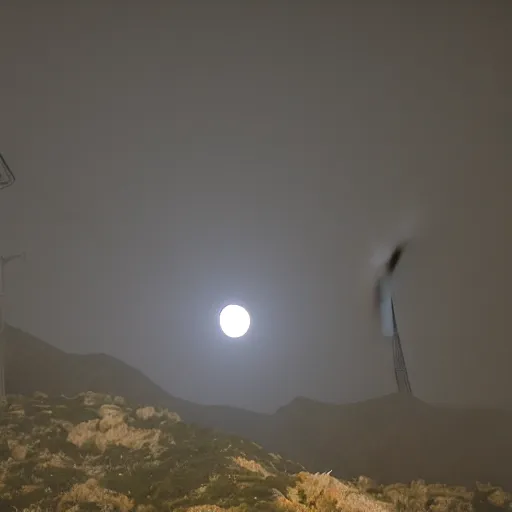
[219,304,250,338]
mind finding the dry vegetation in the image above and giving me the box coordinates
[0,392,510,511]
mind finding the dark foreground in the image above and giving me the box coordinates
[0,392,510,511]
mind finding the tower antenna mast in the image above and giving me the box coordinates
[0,153,24,398]
[377,243,413,394]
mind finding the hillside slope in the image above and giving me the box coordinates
[4,324,512,490]
[1,391,510,511]
[272,394,512,488]
[3,325,191,411]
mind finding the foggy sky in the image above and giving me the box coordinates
[0,1,510,412]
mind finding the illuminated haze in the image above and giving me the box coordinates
[0,1,510,412]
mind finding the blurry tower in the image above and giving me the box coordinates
[0,154,18,398]
[0,154,15,189]
[377,244,412,394]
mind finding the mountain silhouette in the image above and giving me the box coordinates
[3,323,512,490]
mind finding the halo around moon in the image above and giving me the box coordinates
[219,304,251,338]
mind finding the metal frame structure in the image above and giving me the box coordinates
[391,299,412,394]
[0,153,15,189]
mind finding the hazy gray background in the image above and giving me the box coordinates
[0,1,510,412]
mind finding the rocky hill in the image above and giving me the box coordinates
[4,324,512,490]
[1,391,511,511]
